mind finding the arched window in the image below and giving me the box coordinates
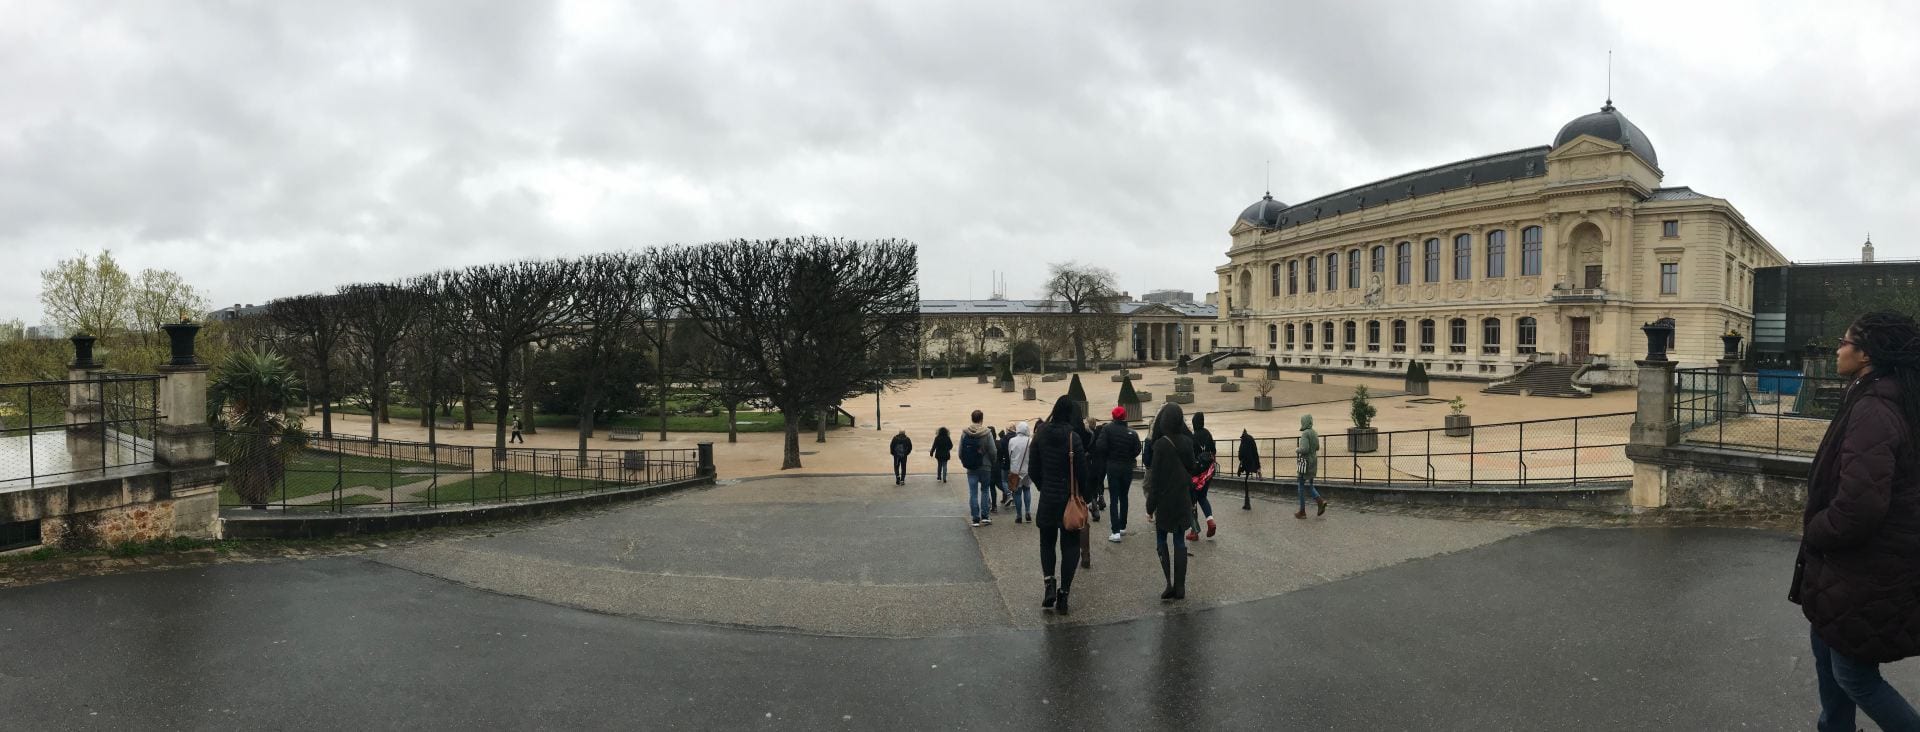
[1448,318,1468,354]
[1453,234,1472,280]
[1343,321,1357,351]
[1481,317,1501,355]
[1287,260,1299,295]
[1419,319,1436,353]
[1486,230,1507,278]
[1322,321,1335,348]
[1424,238,1442,283]
[1392,320,1407,353]
[1348,249,1361,289]
[1521,226,1543,276]
[1302,321,1314,349]
[1372,245,1386,275]
[1267,324,1278,349]
[1366,320,1381,352]
[1285,323,1296,348]
[931,326,951,339]
[1306,257,1318,293]
[1396,242,1412,284]
[1270,263,1281,296]
[1326,253,1339,291]
[984,326,1006,339]
[1517,317,1537,354]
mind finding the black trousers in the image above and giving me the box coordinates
[892,455,907,481]
[1039,524,1081,589]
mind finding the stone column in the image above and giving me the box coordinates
[65,335,107,471]
[154,322,224,538]
[1626,357,1678,508]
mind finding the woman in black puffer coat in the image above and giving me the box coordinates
[1790,311,1920,731]
[1144,402,1200,600]
[1028,398,1095,615]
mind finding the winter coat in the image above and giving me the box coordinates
[889,433,912,458]
[1237,431,1261,475]
[1295,414,1320,476]
[1007,422,1033,476]
[1192,414,1217,466]
[1790,373,1920,662]
[1028,420,1095,529]
[930,431,953,460]
[958,424,995,470]
[1092,420,1142,468]
[995,429,1012,474]
[1144,434,1199,533]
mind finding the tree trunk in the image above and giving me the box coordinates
[519,344,536,435]
[816,408,828,443]
[781,412,802,469]
[320,373,333,438]
[493,356,512,453]
[1073,330,1086,370]
[727,402,739,444]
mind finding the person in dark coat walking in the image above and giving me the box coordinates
[1028,399,1096,615]
[1188,412,1219,540]
[929,427,953,482]
[1790,311,1920,731]
[992,425,1013,512]
[888,430,912,485]
[1144,402,1200,600]
[1094,406,1143,543]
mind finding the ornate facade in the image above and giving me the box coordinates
[919,300,1217,365]
[1217,102,1788,383]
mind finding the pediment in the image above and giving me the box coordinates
[1547,135,1624,159]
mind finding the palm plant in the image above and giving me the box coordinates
[209,348,307,508]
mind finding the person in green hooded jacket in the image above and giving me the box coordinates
[1295,413,1327,518]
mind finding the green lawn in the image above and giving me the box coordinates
[333,403,791,434]
[220,448,461,505]
[414,472,619,503]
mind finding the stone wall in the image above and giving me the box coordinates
[1627,443,1809,514]
[2,466,223,549]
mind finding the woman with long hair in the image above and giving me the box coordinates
[1790,311,1920,730]
[1028,399,1095,615]
[930,426,953,483]
[1143,402,1201,600]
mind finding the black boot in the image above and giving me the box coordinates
[1042,577,1057,610]
[1158,546,1175,600]
[1055,587,1070,616]
[1172,551,1188,600]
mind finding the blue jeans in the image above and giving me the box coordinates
[1012,476,1031,516]
[1106,464,1134,533]
[1297,473,1323,511]
[1156,527,1187,555]
[1812,626,1920,731]
[935,458,948,481]
[967,468,991,521]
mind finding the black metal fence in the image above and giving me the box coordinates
[1217,411,1634,488]
[0,374,162,488]
[1672,367,1847,455]
[218,431,702,512]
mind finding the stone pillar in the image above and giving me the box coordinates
[155,322,223,538]
[1718,357,1748,419]
[1627,358,1678,508]
[65,335,107,471]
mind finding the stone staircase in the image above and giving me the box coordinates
[1482,363,1591,398]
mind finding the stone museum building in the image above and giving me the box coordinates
[919,299,1219,364]
[1217,101,1787,385]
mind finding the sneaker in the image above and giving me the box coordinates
[1205,517,1217,538]
[983,517,992,525]
[1108,532,1123,543]
[971,519,981,527]
[1185,529,1199,542]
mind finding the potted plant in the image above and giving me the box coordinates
[1176,354,1191,374]
[1021,372,1037,401]
[1117,377,1142,420]
[1348,385,1379,453]
[1233,364,1245,378]
[1444,395,1471,437]
[1254,373,1276,411]
[999,361,1015,392]
[1404,361,1430,396]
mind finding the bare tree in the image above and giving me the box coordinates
[563,252,653,456]
[267,293,350,438]
[443,258,580,453]
[338,282,421,442]
[1042,262,1125,369]
[671,320,761,444]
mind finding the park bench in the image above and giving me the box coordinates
[434,420,463,431]
[609,428,645,441]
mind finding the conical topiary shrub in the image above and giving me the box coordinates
[1066,373,1089,419]
[1404,360,1430,396]
[1117,376,1140,420]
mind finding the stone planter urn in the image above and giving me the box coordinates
[1207,375,1228,384]
[162,322,203,366]
[1233,367,1245,378]
[1253,396,1273,411]
[1136,391,1153,402]
[977,374,989,384]
[1023,387,1037,401]
[1170,393,1194,404]
[1220,382,1240,392]
[1311,372,1324,385]
[1000,381,1015,393]
[1404,380,1429,396]
[1444,413,1472,437]
[1347,427,1379,453]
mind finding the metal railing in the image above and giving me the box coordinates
[0,374,163,488]
[217,430,702,512]
[1673,367,1849,455]
[1216,411,1633,488]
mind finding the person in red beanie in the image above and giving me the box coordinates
[1091,404,1143,542]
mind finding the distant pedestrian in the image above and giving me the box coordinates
[1029,399,1095,615]
[1790,311,1920,731]
[1188,412,1219,540]
[930,427,953,483]
[1007,421,1033,523]
[1144,402,1200,601]
[509,417,525,444]
[959,410,996,527]
[992,424,1012,513]
[889,430,912,485]
[1085,416,1105,523]
[1094,406,1142,543]
[1295,414,1326,518]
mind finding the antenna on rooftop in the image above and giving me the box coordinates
[1265,158,1271,195]
[1606,49,1613,108]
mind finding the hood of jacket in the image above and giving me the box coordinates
[1192,412,1206,430]
[1300,414,1314,430]
[1015,421,1030,436]
[963,423,992,439]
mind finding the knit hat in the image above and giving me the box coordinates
[1111,406,1128,420]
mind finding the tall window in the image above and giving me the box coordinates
[1305,257,1317,293]
[1661,262,1679,294]
[1663,219,1680,237]
[1481,317,1501,355]
[1322,322,1335,348]
[1396,242,1413,284]
[1285,323,1295,348]
[1343,321,1357,351]
[1517,317,1537,354]
[1348,249,1361,289]
[1424,238,1442,283]
[1288,260,1298,295]
[1366,320,1381,352]
[1302,321,1313,350]
[1371,245,1386,275]
[1486,230,1507,278]
[1268,324,1278,349]
[1453,234,1472,280]
[1270,263,1281,296]
[1419,319,1436,353]
[1326,253,1339,291]
[1448,318,1467,354]
[1521,226,1543,276]
[1392,320,1407,353]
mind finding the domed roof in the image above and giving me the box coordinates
[1553,101,1658,168]
[1237,192,1287,229]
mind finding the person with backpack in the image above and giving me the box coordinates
[889,430,913,485]
[1028,399,1095,615]
[1006,421,1033,523]
[1094,406,1143,543]
[1295,414,1327,518]
[929,427,953,483]
[1187,412,1220,541]
[1144,402,1200,601]
[958,410,996,527]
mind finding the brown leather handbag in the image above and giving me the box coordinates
[1063,433,1089,531]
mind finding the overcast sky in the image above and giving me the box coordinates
[3,1,1917,325]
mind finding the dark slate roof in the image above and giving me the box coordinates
[1236,193,1287,229]
[1553,102,1658,168]
[1237,146,1551,230]
[1646,186,1708,201]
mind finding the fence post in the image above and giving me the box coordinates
[697,442,716,478]
[1625,337,1680,509]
